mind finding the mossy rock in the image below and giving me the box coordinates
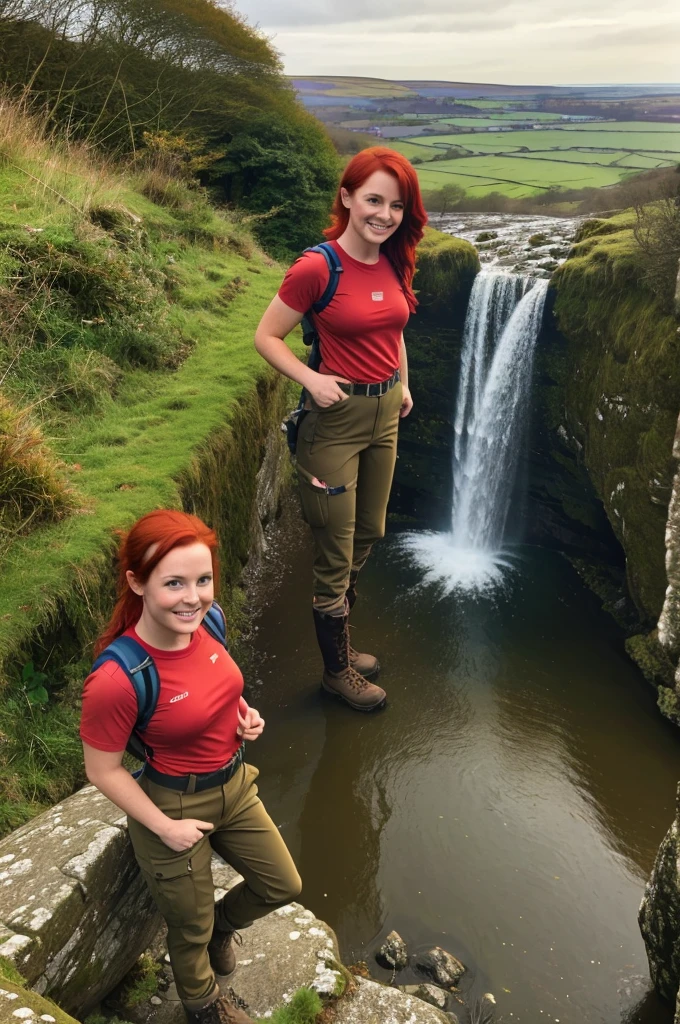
[414,228,480,317]
[0,969,80,1024]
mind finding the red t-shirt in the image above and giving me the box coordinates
[80,624,243,775]
[278,240,410,384]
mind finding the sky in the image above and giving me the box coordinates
[237,0,680,86]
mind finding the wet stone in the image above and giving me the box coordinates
[375,929,409,970]
[415,947,466,988]
[400,983,449,1010]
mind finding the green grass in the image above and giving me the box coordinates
[254,988,323,1024]
[0,110,300,832]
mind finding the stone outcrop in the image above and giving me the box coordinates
[331,977,449,1023]
[0,787,160,1017]
[639,783,680,1018]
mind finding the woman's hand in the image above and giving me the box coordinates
[157,817,214,852]
[400,385,414,418]
[237,697,265,741]
[307,371,350,409]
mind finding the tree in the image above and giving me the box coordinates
[421,184,466,220]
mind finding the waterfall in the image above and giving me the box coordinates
[403,269,548,594]
[452,271,548,551]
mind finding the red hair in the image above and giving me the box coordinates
[95,509,219,655]
[324,147,427,313]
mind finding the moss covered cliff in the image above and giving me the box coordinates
[548,214,680,624]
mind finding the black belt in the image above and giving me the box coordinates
[339,370,400,397]
[142,744,245,794]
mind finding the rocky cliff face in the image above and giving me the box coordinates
[639,784,680,1019]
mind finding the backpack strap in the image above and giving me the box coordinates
[92,636,160,734]
[201,601,229,651]
[305,242,343,315]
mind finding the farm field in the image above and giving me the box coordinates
[414,155,633,197]
[439,112,559,124]
[292,75,680,199]
[405,127,680,153]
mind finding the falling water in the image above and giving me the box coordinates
[403,269,549,594]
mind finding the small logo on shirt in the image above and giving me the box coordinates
[170,691,189,703]
[371,291,384,302]
[209,652,219,664]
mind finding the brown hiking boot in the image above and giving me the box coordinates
[322,664,386,710]
[208,927,240,977]
[313,605,386,711]
[184,989,253,1024]
[345,574,379,677]
[348,642,380,678]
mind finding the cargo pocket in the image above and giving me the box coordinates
[297,464,357,530]
[148,849,196,928]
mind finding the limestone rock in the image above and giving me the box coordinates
[415,947,465,988]
[152,864,343,1024]
[0,786,161,1016]
[375,930,408,970]
[399,983,448,1010]
[332,976,449,1023]
[639,783,680,1005]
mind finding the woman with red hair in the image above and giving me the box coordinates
[255,147,427,712]
[80,510,301,1024]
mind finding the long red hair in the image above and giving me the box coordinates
[95,509,219,655]
[324,147,427,313]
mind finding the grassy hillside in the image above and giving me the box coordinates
[0,101,295,832]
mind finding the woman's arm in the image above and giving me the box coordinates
[254,296,349,409]
[399,334,413,418]
[82,743,214,852]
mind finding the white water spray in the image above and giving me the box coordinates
[403,270,549,595]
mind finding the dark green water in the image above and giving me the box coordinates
[244,511,680,1024]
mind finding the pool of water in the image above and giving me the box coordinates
[243,511,680,1024]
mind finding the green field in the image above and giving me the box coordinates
[439,112,559,125]
[414,154,633,197]
[389,119,680,196]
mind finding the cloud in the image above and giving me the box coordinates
[237,0,680,83]
[241,0,516,29]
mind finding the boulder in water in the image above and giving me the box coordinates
[376,930,409,970]
[415,946,466,987]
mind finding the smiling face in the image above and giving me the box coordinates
[340,169,404,249]
[126,541,215,649]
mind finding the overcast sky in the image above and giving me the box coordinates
[237,0,680,85]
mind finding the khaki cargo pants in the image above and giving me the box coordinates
[296,382,402,614]
[127,763,301,1007]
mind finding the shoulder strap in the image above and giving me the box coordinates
[202,601,229,651]
[304,241,343,314]
[92,636,159,733]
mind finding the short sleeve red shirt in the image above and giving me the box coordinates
[80,624,243,775]
[278,240,410,384]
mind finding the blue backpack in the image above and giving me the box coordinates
[91,602,228,763]
[284,242,343,454]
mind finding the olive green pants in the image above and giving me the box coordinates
[296,382,402,614]
[127,763,301,1007]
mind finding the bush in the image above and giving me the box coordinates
[0,395,78,547]
[633,195,680,310]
